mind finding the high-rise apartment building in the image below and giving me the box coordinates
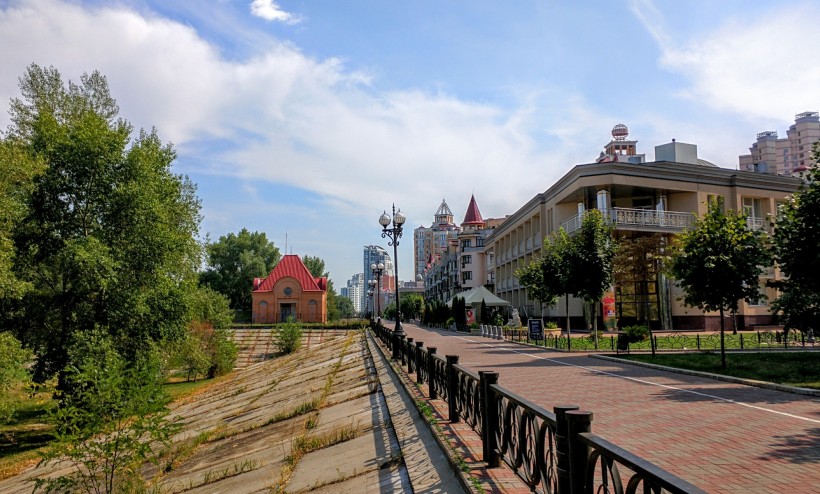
[362,245,393,314]
[739,111,820,175]
[345,273,365,314]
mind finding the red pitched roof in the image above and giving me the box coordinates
[461,194,485,226]
[252,254,326,292]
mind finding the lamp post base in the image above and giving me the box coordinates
[392,316,404,359]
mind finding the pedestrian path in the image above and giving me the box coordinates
[397,322,820,494]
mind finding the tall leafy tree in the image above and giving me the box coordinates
[200,228,280,312]
[572,209,617,344]
[516,252,560,322]
[0,142,44,300]
[669,200,771,367]
[771,142,820,334]
[2,64,202,384]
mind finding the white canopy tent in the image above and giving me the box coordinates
[446,285,510,308]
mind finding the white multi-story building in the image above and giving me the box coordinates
[488,127,801,330]
[739,111,820,175]
[346,273,365,315]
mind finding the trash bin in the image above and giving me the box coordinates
[617,333,629,352]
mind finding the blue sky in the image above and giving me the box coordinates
[1,0,818,286]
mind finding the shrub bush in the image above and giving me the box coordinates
[544,321,558,329]
[276,316,303,354]
[622,325,650,342]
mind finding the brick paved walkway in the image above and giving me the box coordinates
[398,322,820,494]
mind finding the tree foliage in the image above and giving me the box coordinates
[200,228,280,312]
[0,331,32,423]
[400,293,424,320]
[1,64,202,387]
[35,329,179,494]
[771,142,820,334]
[669,200,771,367]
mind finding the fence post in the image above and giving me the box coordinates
[415,341,424,383]
[740,333,744,349]
[446,355,460,423]
[481,371,500,468]
[428,347,438,399]
[696,334,701,350]
[406,338,414,373]
[554,405,579,494]
[398,334,406,363]
[567,410,593,494]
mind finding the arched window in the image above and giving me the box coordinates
[258,301,268,323]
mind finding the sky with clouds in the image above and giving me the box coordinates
[0,0,817,285]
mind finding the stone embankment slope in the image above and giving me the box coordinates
[0,330,464,493]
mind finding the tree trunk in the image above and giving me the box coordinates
[593,300,599,349]
[719,307,726,368]
[565,294,571,351]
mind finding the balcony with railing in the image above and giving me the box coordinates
[561,207,695,234]
[746,216,766,231]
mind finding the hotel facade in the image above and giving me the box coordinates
[485,133,802,331]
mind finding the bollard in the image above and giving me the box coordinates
[415,341,424,383]
[481,371,500,468]
[446,355,460,423]
[427,347,438,399]
[567,410,593,494]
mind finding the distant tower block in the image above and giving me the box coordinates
[612,123,629,141]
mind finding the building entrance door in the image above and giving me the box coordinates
[280,303,295,322]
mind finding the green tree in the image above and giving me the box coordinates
[35,329,178,494]
[539,228,580,343]
[0,332,32,423]
[771,142,820,335]
[400,293,424,321]
[613,234,667,325]
[669,201,771,368]
[2,64,201,386]
[201,228,280,312]
[189,285,233,330]
[0,141,43,300]
[572,210,617,345]
[335,296,355,319]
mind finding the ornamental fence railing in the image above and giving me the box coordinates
[493,325,817,352]
[372,323,707,494]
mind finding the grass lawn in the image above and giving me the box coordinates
[619,352,820,390]
[0,376,219,481]
[0,386,56,480]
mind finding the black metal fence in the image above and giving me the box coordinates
[497,326,817,353]
[372,323,707,494]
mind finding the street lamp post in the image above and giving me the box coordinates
[370,262,384,318]
[366,288,374,321]
[379,204,406,359]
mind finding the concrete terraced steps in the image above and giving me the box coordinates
[231,329,352,369]
[0,331,423,493]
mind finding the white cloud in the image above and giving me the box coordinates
[631,1,820,122]
[0,0,618,279]
[249,0,299,24]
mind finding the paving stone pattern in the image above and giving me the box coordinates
[398,322,820,494]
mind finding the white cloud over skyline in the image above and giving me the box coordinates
[0,0,816,281]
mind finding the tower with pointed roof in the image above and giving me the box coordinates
[422,194,504,303]
[413,198,459,280]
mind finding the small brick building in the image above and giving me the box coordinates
[251,255,328,323]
